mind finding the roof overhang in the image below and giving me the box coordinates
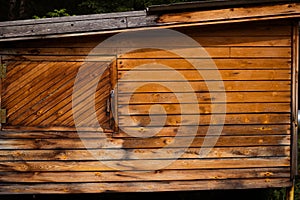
[0,2,300,42]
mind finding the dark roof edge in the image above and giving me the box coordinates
[147,0,297,14]
[0,11,145,27]
[1,2,300,42]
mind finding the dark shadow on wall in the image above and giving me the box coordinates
[0,189,284,200]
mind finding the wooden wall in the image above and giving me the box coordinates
[0,20,296,193]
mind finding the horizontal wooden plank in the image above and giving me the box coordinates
[0,17,128,39]
[119,114,290,126]
[118,47,291,58]
[231,47,292,58]
[0,168,290,183]
[0,146,290,161]
[157,3,300,25]
[118,125,290,137]
[4,55,292,63]
[0,23,291,49]
[118,81,291,93]
[177,22,292,37]
[0,157,290,172]
[118,103,290,115]
[0,135,290,150]
[0,124,290,138]
[118,70,291,81]
[118,58,291,70]
[191,36,291,47]
[0,11,145,27]
[0,36,291,56]
[0,178,292,193]
[0,47,291,58]
[1,55,115,62]
[1,126,106,132]
[118,91,291,103]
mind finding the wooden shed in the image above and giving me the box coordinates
[0,0,299,195]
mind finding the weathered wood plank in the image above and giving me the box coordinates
[0,124,290,138]
[0,17,128,39]
[0,178,292,193]
[192,36,291,47]
[0,11,145,27]
[0,157,290,172]
[231,47,292,58]
[0,168,290,183]
[118,103,290,115]
[1,55,115,62]
[1,126,105,132]
[157,3,300,25]
[0,135,290,149]
[177,23,291,37]
[118,92,291,104]
[4,52,291,63]
[119,114,290,126]
[0,22,291,50]
[118,124,291,137]
[118,47,291,58]
[0,146,290,161]
[118,59,291,70]
[118,81,291,93]
[118,70,291,81]
[0,36,291,55]
[2,47,282,60]
[291,22,299,178]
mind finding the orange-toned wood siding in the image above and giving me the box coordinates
[0,20,295,193]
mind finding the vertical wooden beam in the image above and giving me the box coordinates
[291,21,299,179]
[288,21,299,200]
[112,58,119,133]
[0,56,2,131]
[286,179,295,200]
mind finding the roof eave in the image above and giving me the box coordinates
[0,2,300,42]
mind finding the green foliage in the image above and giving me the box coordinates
[33,8,71,19]
[266,188,286,200]
[0,0,203,21]
[46,8,70,17]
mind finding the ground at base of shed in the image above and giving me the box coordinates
[0,189,290,200]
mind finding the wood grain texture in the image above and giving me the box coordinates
[0,178,292,194]
[0,19,295,193]
[118,70,291,81]
[118,47,291,59]
[118,113,290,126]
[0,124,290,138]
[157,3,300,24]
[118,103,290,115]
[2,61,112,128]
[118,92,291,104]
[0,168,290,183]
[0,157,290,172]
[0,135,290,149]
[0,146,290,161]
[118,59,292,70]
